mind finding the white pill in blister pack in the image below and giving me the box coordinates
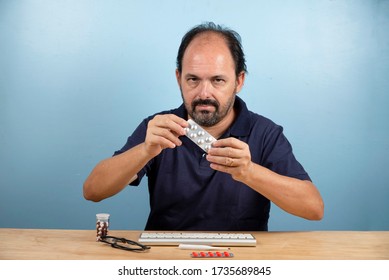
[184,119,217,152]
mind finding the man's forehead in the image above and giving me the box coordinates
[181,32,234,70]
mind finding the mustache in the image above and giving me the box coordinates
[191,99,219,109]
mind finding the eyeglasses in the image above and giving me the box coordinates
[100,236,150,252]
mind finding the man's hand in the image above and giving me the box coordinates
[206,137,253,182]
[144,114,188,157]
[206,137,324,220]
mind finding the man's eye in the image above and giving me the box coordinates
[214,78,225,84]
[187,78,199,84]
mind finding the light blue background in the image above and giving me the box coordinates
[1,0,388,231]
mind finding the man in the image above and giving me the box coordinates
[83,22,324,231]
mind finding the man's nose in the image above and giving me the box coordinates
[198,81,212,99]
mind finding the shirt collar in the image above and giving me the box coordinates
[175,95,251,137]
[229,96,251,137]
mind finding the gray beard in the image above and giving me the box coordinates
[181,92,236,127]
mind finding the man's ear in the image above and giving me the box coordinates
[235,71,246,93]
[175,69,181,86]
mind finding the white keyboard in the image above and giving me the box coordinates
[138,232,257,247]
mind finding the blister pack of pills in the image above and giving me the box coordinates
[184,119,217,153]
[190,251,234,258]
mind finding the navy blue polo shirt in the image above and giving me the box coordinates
[114,96,311,231]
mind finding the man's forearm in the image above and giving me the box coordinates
[241,163,324,220]
[83,143,152,202]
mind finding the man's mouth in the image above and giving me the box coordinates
[196,104,216,111]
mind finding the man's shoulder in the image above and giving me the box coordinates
[247,110,281,130]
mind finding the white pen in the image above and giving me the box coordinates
[178,244,230,250]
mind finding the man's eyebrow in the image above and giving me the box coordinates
[184,74,228,79]
[184,73,199,79]
[212,75,228,79]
